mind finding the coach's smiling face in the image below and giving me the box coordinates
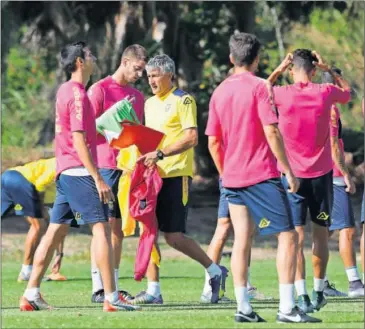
[147,68,173,97]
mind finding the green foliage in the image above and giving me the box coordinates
[2,44,55,147]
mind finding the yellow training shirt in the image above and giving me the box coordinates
[10,157,56,192]
[145,87,197,178]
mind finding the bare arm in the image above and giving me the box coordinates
[267,53,293,85]
[263,124,299,193]
[208,136,224,176]
[72,131,113,203]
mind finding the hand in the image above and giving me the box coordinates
[124,94,136,103]
[344,174,356,194]
[138,151,159,168]
[312,50,331,72]
[51,253,63,274]
[278,53,293,73]
[95,176,115,204]
[285,171,300,193]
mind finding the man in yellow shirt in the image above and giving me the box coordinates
[1,157,64,281]
[132,54,227,305]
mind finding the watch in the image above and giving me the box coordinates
[156,150,165,160]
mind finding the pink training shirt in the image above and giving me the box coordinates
[330,105,345,178]
[88,76,144,169]
[274,82,351,178]
[206,72,280,188]
[55,80,97,176]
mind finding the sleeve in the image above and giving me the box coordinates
[205,92,222,137]
[330,105,340,137]
[178,94,198,130]
[327,83,351,105]
[34,158,56,192]
[256,81,279,126]
[87,83,104,118]
[69,86,87,132]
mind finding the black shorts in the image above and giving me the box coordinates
[281,171,333,227]
[156,176,191,233]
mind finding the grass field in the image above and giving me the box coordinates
[1,233,364,328]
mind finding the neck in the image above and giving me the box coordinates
[293,70,312,84]
[71,71,89,86]
[157,84,174,98]
[112,67,128,86]
[234,65,255,75]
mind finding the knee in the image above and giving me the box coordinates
[215,218,232,241]
[296,228,305,250]
[342,228,356,241]
[164,232,183,248]
[111,226,123,241]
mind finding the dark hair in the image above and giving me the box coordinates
[122,44,148,62]
[321,66,342,84]
[229,32,261,67]
[60,41,87,74]
[292,49,317,74]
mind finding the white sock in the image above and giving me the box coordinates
[23,287,40,301]
[324,274,328,282]
[346,266,360,282]
[203,270,211,294]
[279,284,295,314]
[294,280,308,296]
[91,268,104,293]
[105,290,119,303]
[147,281,161,298]
[313,278,325,292]
[114,269,119,291]
[247,267,252,290]
[363,273,364,283]
[234,286,252,314]
[21,264,33,276]
[206,263,222,279]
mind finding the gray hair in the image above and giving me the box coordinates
[146,54,175,76]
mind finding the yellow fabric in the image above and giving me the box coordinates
[116,146,160,266]
[144,87,197,178]
[10,157,56,192]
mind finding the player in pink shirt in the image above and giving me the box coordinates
[320,68,363,298]
[20,42,138,312]
[269,49,351,313]
[206,32,320,323]
[87,45,147,304]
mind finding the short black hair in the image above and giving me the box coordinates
[122,44,148,62]
[60,41,87,74]
[229,32,261,67]
[292,49,317,74]
[321,66,342,84]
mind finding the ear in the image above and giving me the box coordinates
[121,58,128,67]
[229,54,234,65]
[76,57,84,68]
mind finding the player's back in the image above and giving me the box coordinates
[208,72,279,188]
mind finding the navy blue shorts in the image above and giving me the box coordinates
[156,176,191,233]
[218,179,230,219]
[224,178,294,236]
[329,185,355,231]
[281,171,333,227]
[1,170,42,218]
[99,169,122,219]
[50,174,108,226]
[361,192,364,224]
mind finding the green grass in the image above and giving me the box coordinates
[1,234,364,328]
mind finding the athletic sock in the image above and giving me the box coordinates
[114,268,119,291]
[91,268,104,293]
[146,281,161,298]
[324,274,329,282]
[279,284,295,314]
[294,279,308,296]
[203,270,212,294]
[346,266,360,282]
[313,278,325,292]
[234,286,252,314]
[105,290,119,303]
[21,264,33,277]
[23,287,40,301]
[206,263,222,279]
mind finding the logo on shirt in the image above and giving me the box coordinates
[317,212,329,221]
[72,86,83,121]
[258,218,271,229]
[183,97,192,105]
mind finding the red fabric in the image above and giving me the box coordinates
[129,161,163,281]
